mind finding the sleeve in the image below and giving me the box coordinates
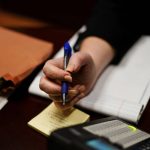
[74,0,141,63]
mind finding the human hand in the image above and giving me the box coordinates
[39,51,97,110]
[40,36,114,110]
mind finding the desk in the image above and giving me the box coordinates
[0,26,150,150]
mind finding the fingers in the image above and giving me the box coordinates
[43,58,72,81]
[40,52,90,110]
[54,92,85,110]
[39,76,61,94]
[48,85,79,102]
[40,53,86,96]
[39,76,84,102]
[66,52,90,73]
[40,57,73,97]
[42,52,90,82]
[49,89,78,102]
[51,85,86,110]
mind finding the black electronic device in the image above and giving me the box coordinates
[48,117,150,150]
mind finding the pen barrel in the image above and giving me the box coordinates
[61,81,68,94]
[62,42,72,104]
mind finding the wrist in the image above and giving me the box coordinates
[79,36,115,76]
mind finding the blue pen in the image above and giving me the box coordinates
[61,42,72,105]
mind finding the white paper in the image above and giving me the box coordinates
[0,96,8,110]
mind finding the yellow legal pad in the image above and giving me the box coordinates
[28,102,90,136]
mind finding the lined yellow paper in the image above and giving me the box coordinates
[28,102,90,136]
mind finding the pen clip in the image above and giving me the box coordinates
[64,42,72,70]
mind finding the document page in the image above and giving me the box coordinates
[78,36,150,123]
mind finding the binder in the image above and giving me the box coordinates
[0,27,53,108]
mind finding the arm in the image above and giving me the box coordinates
[40,0,141,110]
[75,0,141,63]
[79,36,114,78]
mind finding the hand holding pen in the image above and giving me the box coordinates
[40,37,106,110]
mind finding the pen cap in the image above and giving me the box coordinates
[64,42,72,57]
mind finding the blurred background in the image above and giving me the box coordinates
[0,0,96,29]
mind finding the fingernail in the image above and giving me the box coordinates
[64,75,72,82]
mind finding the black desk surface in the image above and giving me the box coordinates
[0,26,150,150]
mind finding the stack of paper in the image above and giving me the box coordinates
[0,26,53,110]
[28,102,90,136]
[28,26,150,123]
[78,36,150,123]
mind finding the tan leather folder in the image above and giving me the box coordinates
[0,27,53,89]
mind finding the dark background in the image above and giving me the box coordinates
[0,0,96,29]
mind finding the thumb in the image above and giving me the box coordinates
[66,52,87,73]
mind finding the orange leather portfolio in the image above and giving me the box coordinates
[0,27,53,93]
